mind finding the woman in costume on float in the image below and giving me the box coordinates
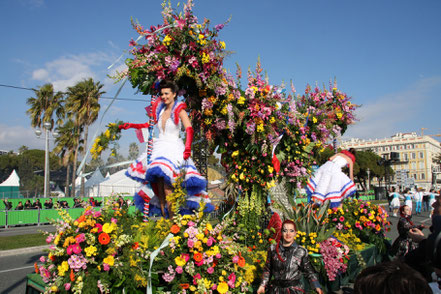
[119,80,213,218]
[391,205,425,258]
[257,220,323,294]
[306,149,357,208]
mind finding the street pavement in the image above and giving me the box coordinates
[0,206,435,293]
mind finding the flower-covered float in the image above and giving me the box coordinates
[32,1,392,293]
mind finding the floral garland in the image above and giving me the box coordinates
[319,237,350,281]
[90,121,124,159]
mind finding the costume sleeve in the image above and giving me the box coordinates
[260,247,273,288]
[300,250,321,289]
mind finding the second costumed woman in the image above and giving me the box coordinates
[120,80,214,218]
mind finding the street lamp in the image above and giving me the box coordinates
[367,168,371,191]
[35,122,58,198]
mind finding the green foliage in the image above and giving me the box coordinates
[275,200,335,243]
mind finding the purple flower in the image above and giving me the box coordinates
[215,24,224,31]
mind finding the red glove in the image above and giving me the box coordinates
[183,126,194,160]
[118,122,150,130]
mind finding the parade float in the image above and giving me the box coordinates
[32,1,391,293]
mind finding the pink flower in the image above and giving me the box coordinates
[215,253,222,259]
[111,218,117,224]
[193,273,201,285]
[103,263,110,271]
[228,272,236,288]
[187,221,195,227]
[72,243,82,255]
[66,245,73,255]
[93,211,101,218]
[187,239,194,248]
[176,266,183,274]
[64,283,71,291]
[75,234,85,243]
[212,284,217,290]
[339,216,345,222]
[232,255,239,263]
[195,260,204,267]
[39,256,46,263]
[182,253,190,262]
[207,267,214,274]
[95,223,103,233]
[206,237,215,247]
[46,235,54,244]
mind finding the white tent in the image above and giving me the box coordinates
[87,169,140,197]
[0,169,20,187]
[0,169,20,198]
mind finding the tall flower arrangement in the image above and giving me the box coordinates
[123,0,229,101]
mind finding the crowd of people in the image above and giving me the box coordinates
[388,186,437,217]
[1,196,129,211]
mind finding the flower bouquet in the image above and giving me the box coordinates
[36,199,146,293]
[151,212,259,293]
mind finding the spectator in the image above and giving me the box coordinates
[33,199,42,209]
[44,199,53,209]
[117,196,127,209]
[15,201,24,210]
[73,198,82,208]
[2,199,12,210]
[62,201,70,208]
[89,197,96,207]
[354,260,432,294]
[24,199,32,210]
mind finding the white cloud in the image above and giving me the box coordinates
[31,52,116,92]
[0,124,46,152]
[343,76,441,140]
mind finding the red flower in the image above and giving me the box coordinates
[132,242,139,250]
[98,233,110,245]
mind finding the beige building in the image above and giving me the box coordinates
[341,132,441,190]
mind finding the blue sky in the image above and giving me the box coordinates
[1,0,441,157]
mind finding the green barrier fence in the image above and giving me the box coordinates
[1,205,138,228]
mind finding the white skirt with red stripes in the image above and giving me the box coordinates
[306,161,356,208]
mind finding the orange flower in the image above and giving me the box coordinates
[238,252,246,267]
[132,242,139,250]
[76,215,86,223]
[70,269,75,282]
[180,283,190,289]
[193,252,203,262]
[34,262,39,274]
[98,232,110,245]
[170,224,181,234]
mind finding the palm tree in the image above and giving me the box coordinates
[26,83,64,130]
[53,120,83,197]
[65,78,105,196]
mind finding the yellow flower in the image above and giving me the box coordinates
[232,150,239,157]
[103,255,115,266]
[175,255,187,267]
[202,52,210,64]
[190,286,197,292]
[198,34,205,40]
[237,96,246,105]
[206,223,213,231]
[85,246,97,257]
[102,223,116,234]
[269,117,276,123]
[104,129,111,138]
[163,35,172,45]
[239,173,245,180]
[312,117,317,124]
[50,285,58,292]
[57,261,69,276]
[219,41,226,49]
[268,165,274,174]
[218,281,228,294]
[256,123,264,132]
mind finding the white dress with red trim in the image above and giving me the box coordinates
[306,154,356,208]
[126,100,213,216]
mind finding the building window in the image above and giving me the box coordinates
[385,146,390,151]
[419,152,424,159]
[421,173,425,180]
[392,146,396,151]
[413,174,417,179]
[411,152,416,159]
[400,145,404,150]
[404,153,408,161]
[412,162,416,169]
